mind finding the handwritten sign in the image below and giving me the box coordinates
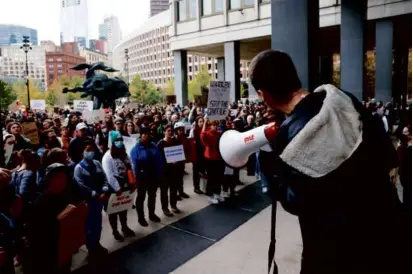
[164,145,185,163]
[123,136,137,156]
[74,100,93,112]
[21,122,40,145]
[206,81,230,121]
[30,100,46,111]
[106,190,137,215]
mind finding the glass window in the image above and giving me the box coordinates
[230,0,241,9]
[202,0,212,15]
[178,0,186,21]
[190,0,197,18]
[214,0,223,12]
[244,0,254,6]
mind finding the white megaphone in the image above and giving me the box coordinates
[219,123,279,168]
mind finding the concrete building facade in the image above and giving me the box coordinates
[0,45,47,90]
[169,0,412,105]
[113,10,249,88]
[79,47,108,65]
[100,16,122,54]
[45,50,86,86]
[151,0,169,17]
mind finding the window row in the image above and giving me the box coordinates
[178,0,257,21]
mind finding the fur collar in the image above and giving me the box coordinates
[279,84,363,178]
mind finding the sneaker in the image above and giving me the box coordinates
[214,194,225,202]
[222,191,230,198]
[262,187,268,193]
[171,207,181,214]
[138,218,149,227]
[180,192,190,199]
[113,230,125,242]
[208,196,219,204]
[149,214,161,223]
[194,189,204,195]
[163,209,174,217]
[122,227,135,238]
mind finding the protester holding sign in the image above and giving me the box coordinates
[200,117,225,204]
[102,131,136,242]
[130,128,163,226]
[23,164,76,274]
[157,125,183,216]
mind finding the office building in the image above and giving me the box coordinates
[79,47,108,65]
[40,40,58,52]
[150,0,169,17]
[0,24,38,46]
[99,16,121,54]
[45,50,85,86]
[0,45,47,90]
[60,0,89,47]
[113,10,248,88]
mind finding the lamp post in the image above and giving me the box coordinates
[20,36,32,110]
[124,48,130,86]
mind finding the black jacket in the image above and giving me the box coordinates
[271,91,409,274]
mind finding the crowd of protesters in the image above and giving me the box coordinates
[0,96,411,273]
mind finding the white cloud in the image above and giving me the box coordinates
[0,0,150,44]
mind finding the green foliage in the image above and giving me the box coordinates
[164,78,174,95]
[45,89,58,107]
[0,80,17,110]
[188,65,211,101]
[130,74,164,104]
[12,79,44,106]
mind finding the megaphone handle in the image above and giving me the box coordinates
[264,122,279,143]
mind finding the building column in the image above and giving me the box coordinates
[340,0,367,100]
[393,47,409,109]
[319,54,333,85]
[271,0,319,91]
[174,50,188,106]
[375,20,393,103]
[217,57,225,81]
[224,41,241,102]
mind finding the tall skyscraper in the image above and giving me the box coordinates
[150,0,169,16]
[99,16,121,54]
[60,0,88,47]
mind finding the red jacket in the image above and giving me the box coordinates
[200,129,222,160]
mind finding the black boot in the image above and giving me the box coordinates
[122,226,135,238]
[113,230,125,242]
[149,213,161,223]
[180,192,190,198]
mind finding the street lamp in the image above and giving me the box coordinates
[124,48,130,86]
[20,36,32,110]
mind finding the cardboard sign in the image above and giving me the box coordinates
[21,122,40,145]
[206,81,230,121]
[74,100,93,112]
[107,190,137,215]
[30,100,46,111]
[164,145,186,163]
[165,95,176,104]
[130,133,140,140]
[123,135,137,156]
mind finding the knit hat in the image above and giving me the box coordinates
[109,130,122,144]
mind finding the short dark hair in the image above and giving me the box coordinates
[249,50,302,103]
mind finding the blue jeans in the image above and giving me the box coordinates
[86,199,103,249]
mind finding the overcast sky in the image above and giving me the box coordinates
[0,0,150,44]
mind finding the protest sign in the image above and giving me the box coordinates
[74,100,93,112]
[123,135,137,156]
[164,145,185,163]
[166,95,176,104]
[106,190,137,215]
[30,100,46,111]
[130,133,140,140]
[206,81,230,121]
[21,122,40,145]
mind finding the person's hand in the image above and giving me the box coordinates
[99,193,109,201]
[116,190,123,196]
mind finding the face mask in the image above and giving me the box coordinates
[84,151,95,160]
[114,141,124,148]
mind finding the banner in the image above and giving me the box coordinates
[206,81,230,121]
[73,100,93,112]
[21,122,40,145]
[30,100,46,111]
[164,145,185,163]
[106,190,137,215]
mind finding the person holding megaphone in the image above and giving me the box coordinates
[219,50,409,274]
